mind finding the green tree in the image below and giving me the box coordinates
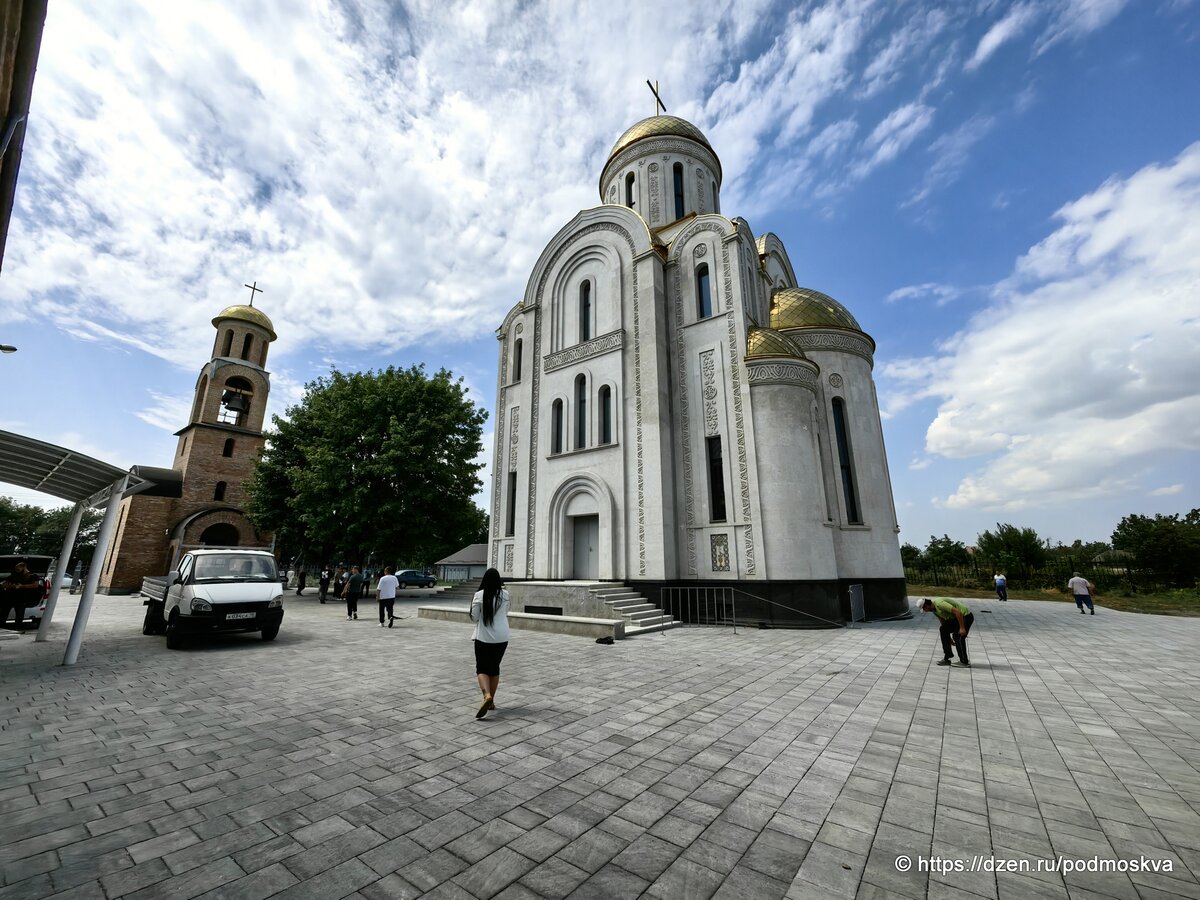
[1047,539,1110,563]
[900,543,923,566]
[975,523,1048,570]
[32,506,104,563]
[1111,509,1200,587]
[0,497,47,554]
[923,534,971,567]
[245,365,488,567]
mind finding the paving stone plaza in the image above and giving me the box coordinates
[2,592,1199,900]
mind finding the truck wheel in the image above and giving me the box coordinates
[165,613,184,650]
[261,624,280,642]
[142,602,165,635]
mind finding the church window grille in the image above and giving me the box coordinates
[551,399,564,454]
[574,374,587,449]
[222,438,235,458]
[513,339,523,382]
[579,281,592,342]
[673,163,685,219]
[505,472,517,536]
[599,385,612,445]
[625,172,635,208]
[831,398,862,524]
[706,436,727,522]
[221,330,233,357]
[696,263,713,319]
[240,334,253,360]
[214,481,227,502]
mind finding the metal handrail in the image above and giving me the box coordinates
[658,585,846,630]
[729,587,846,629]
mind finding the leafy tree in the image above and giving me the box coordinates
[1111,510,1200,587]
[900,543,923,566]
[0,497,103,565]
[245,365,488,567]
[975,523,1049,570]
[923,534,971,567]
[0,496,44,553]
[1048,539,1110,563]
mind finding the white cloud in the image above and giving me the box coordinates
[1149,484,1184,496]
[859,9,951,98]
[905,114,997,206]
[966,2,1041,71]
[886,282,962,305]
[1037,0,1131,53]
[853,101,935,179]
[884,143,1200,511]
[136,391,193,432]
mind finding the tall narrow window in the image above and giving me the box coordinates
[575,374,587,449]
[505,472,517,536]
[831,398,862,524]
[551,400,564,454]
[625,172,635,208]
[240,334,253,360]
[221,330,233,357]
[712,181,719,214]
[673,163,685,219]
[214,481,227,502]
[696,263,712,319]
[513,338,523,382]
[599,385,612,445]
[579,281,591,342]
[706,436,726,522]
[222,438,235,458]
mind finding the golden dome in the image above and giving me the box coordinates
[770,287,862,333]
[212,305,277,342]
[607,115,716,166]
[746,326,807,361]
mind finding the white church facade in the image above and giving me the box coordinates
[489,114,907,623]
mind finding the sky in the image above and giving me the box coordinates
[1,0,1197,550]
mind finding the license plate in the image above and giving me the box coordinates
[226,612,256,620]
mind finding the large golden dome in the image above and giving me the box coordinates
[770,287,862,333]
[607,115,716,165]
[746,326,807,361]
[212,305,277,342]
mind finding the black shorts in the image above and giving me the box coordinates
[474,640,508,677]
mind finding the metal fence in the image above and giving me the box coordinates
[904,560,1172,593]
[658,587,846,630]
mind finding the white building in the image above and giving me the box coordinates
[489,114,907,622]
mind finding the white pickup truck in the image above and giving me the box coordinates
[141,549,284,649]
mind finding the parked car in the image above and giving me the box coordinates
[396,569,436,588]
[0,554,53,628]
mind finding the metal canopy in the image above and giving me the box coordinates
[0,429,147,507]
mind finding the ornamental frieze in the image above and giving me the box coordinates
[543,329,625,372]
[747,363,820,389]
[784,330,875,364]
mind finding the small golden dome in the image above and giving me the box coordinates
[212,305,277,342]
[770,287,862,333]
[746,326,807,361]
[607,115,716,166]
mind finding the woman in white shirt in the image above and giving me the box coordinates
[469,568,510,719]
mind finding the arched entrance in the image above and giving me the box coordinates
[546,473,617,579]
[199,522,240,546]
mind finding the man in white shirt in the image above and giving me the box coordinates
[993,573,1007,602]
[377,566,400,627]
[1067,572,1096,615]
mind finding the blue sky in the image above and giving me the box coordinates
[1,0,1197,549]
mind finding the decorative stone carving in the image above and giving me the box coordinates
[828,373,843,388]
[508,407,519,470]
[649,162,660,222]
[608,185,617,203]
[514,322,523,335]
[694,244,707,258]
[786,331,875,365]
[603,138,721,197]
[503,544,513,574]
[711,534,730,572]
[696,167,705,213]
[701,351,718,437]
[748,363,819,389]
[671,267,697,575]
[543,329,624,373]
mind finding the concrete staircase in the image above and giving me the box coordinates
[586,584,680,637]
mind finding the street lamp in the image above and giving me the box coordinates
[0,345,16,353]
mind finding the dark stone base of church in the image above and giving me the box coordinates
[633,577,910,628]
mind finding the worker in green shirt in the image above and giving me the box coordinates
[919,597,974,667]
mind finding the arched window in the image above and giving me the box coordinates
[673,163,685,219]
[831,398,862,524]
[551,399,564,454]
[200,522,239,546]
[696,263,712,319]
[191,375,208,422]
[218,377,253,426]
[579,281,592,342]
[214,481,227,502]
[513,338,523,382]
[222,438,235,458]
[221,330,233,357]
[706,436,726,522]
[258,342,268,367]
[599,385,612,445]
[574,374,587,449]
[625,172,635,208]
[712,181,719,214]
[240,333,253,360]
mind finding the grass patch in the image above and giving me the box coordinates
[905,583,1200,617]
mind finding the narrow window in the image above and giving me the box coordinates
[513,338,523,382]
[240,334,252,360]
[551,400,564,454]
[579,281,591,342]
[221,330,233,356]
[831,398,862,524]
[505,472,517,536]
[696,263,712,318]
[706,436,726,522]
[258,342,267,367]
[673,163,685,219]
[599,385,612,445]
[625,172,635,208]
[214,481,227,502]
[575,374,587,449]
[712,181,719,214]
[222,438,234,458]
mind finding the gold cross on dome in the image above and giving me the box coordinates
[647,79,667,116]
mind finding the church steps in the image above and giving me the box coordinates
[586,584,680,637]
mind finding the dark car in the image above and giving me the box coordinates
[396,569,436,588]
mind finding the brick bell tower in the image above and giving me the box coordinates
[99,297,278,593]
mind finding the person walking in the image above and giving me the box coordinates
[1068,572,1097,615]
[470,568,510,719]
[993,572,1007,602]
[333,566,348,604]
[296,566,307,596]
[319,566,331,603]
[377,566,399,627]
[341,565,366,620]
[919,597,974,667]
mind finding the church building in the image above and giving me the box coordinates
[98,301,276,592]
[489,114,907,622]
